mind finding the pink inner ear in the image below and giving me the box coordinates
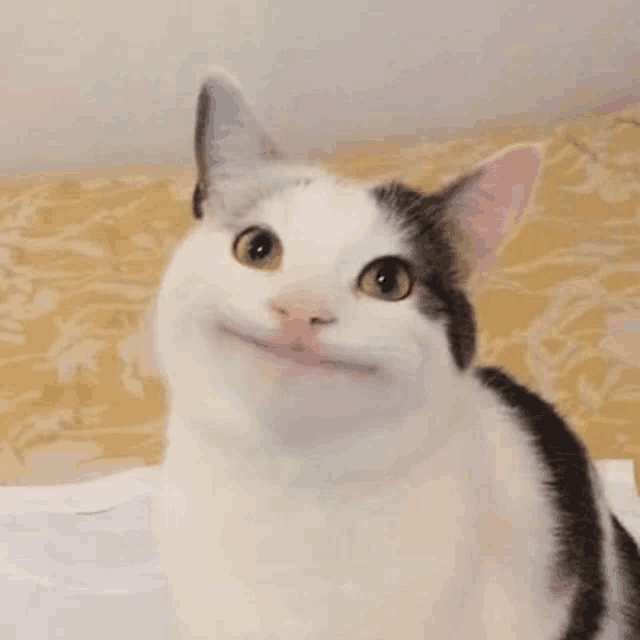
[457,146,541,279]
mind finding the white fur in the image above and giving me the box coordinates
[151,163,592,639]
[151,70,633,638]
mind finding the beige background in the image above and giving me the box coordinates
[1,103,640,488]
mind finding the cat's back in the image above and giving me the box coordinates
[476,365,640,639]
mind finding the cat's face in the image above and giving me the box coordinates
[154,69,541,448]
[156,166,462,445]
[183,167,457,375]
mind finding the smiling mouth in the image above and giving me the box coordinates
[220,326,379,375]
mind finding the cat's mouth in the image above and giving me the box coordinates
[220,325,379,375]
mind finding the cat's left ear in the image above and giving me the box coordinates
[193,68,287,217]
[443,143,544,290]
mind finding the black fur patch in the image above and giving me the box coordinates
[476,366,607,640]
[193,181,205,219]
[372,180,476,370]
[192,84,213,220]
[611,513,640,637]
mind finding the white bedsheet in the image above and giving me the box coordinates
[1,460,638,639]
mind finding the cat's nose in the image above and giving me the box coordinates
[271,301,337,328]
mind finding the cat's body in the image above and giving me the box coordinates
[152,70,640,639]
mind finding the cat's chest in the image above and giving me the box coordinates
[156,416,475,575]
[154,439,476,639]
[152,405,553,640]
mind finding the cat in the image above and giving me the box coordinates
[151,68,640,640]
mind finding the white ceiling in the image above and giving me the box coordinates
[1,0,639,174]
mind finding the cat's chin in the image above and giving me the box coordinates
[219,324,379,376]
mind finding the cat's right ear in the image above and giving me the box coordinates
[193,68,286,219]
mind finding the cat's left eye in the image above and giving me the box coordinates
[357,257,414,302]
[232,226,283,271]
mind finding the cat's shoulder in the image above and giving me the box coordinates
[474,364,594,473]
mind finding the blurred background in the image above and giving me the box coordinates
[2,0,639,175]
[1,0,640,487]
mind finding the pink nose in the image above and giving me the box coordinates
[271,302,336,328]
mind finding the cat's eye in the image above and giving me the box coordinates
[232,226,283,271]
[357,257,414,302]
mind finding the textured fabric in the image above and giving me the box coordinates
[1,106,639,487]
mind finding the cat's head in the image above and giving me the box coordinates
[155,69,542,443]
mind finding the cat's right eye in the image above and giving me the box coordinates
[232,226,283,271]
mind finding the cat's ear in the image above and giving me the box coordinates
[193,68,286,217]
[443,143,543,290]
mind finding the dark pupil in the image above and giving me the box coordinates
[249,233,272,262]
[376,263,397,294]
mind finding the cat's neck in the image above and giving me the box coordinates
[161,319,487,498]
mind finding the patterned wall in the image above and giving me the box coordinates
[1,106,639,487]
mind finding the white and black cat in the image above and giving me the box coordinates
[152,69,640,639]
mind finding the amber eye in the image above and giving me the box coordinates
[232,226,283,271]
[358,257,414,301]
